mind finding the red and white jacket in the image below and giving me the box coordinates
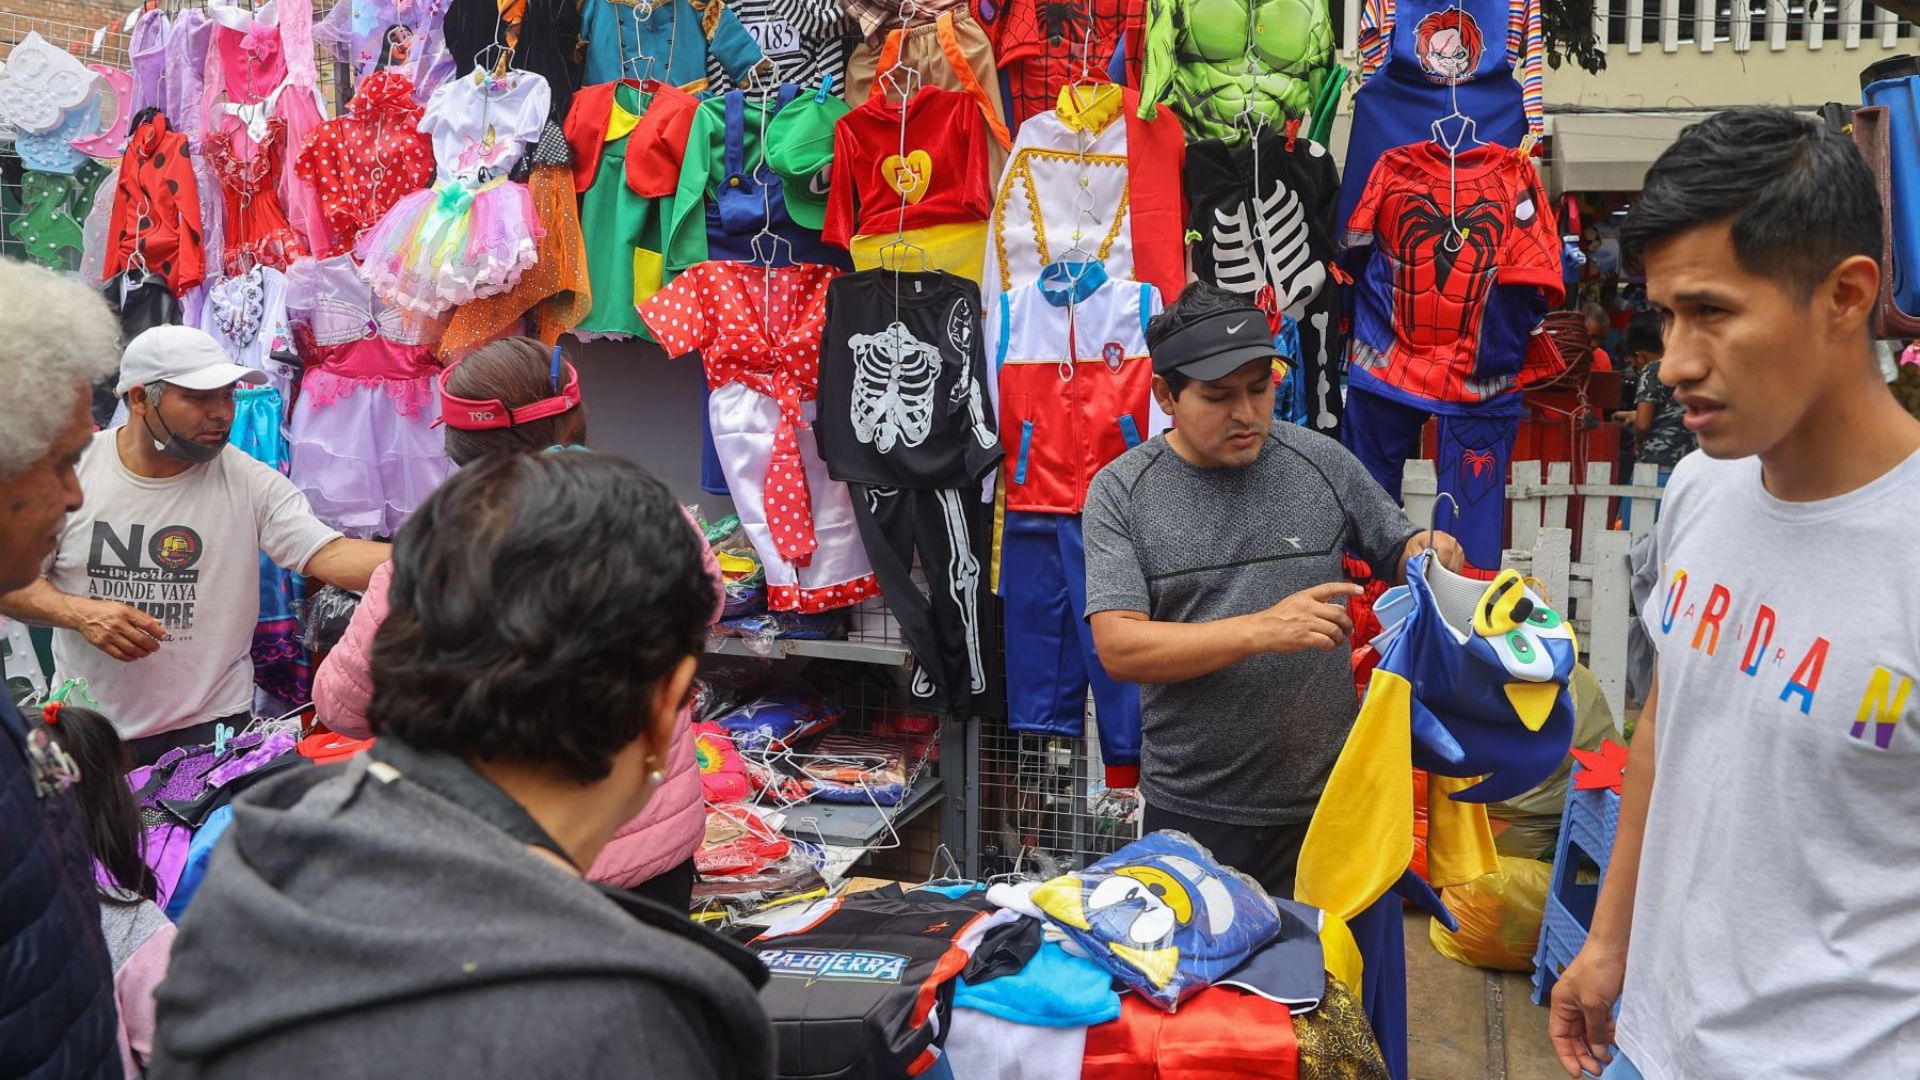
[989,268,1170,515]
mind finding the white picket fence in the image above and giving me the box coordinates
[1402,459,1667,722]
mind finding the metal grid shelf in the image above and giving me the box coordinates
[706,634,912,667]
[797,775,943,846]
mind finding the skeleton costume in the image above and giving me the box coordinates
[1185,129,1344,435]
[816,269,1003,715]
[639,260,881,613]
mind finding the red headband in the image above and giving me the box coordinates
[435,355,582,431]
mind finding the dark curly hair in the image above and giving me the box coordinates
[366,452,716,782]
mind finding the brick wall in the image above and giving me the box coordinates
[1,0,142,68]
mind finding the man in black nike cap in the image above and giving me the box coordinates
[1081,282,1463,896]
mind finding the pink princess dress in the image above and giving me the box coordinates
[285,253,453,537]
[354,69,549,317]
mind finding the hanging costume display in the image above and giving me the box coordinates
[1338,141,1562,569]
[1338,0,1544,229]
[704,0,858,94]
[1133,0,1333,144]
[822,86,994,282]
[578,0,767,87]
[1185,128,1344,434]
[200,265,299,402]
[285,253,454,537]
[989,263,1163,768]
[103,111,208,297]
[983,84,1187,322]
[816,268,1004,716]
[357,69,550,317]
[975,0,1140,128]
[441,121,594,352]
[844,9,1014,174]
[563,78,700,337]
[203,0,335,257]
[665,85,851,275]
[441,0,583,123]
[291,71,438,258]
[230,386,313,708]
[640,260,882,613]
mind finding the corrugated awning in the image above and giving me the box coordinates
[1547,112,1718,193]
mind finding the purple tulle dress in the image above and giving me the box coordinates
[285,253,452,538]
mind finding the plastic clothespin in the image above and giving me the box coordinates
[1284,117,1301,152]
[1517,133,1539,161]
[214,722,235,756]
[550,343,565,392]
[1329,260,1352,287]
[815,74,834,103]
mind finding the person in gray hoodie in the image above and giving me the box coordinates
[148,451,777,1080]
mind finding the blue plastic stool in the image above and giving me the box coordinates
[1531,772,1622,1005]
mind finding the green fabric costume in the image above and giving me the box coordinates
[576,83,674,341]
[1135,0,1336,144]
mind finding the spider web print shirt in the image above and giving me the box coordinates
[815,269,1004,489]
[1341,141,1562,411]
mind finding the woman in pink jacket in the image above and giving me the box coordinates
[312,338,718,908]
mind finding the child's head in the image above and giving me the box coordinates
[39,702,157,901]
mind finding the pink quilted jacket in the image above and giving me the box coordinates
[311,512,722,889]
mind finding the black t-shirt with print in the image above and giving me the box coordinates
[1185,130,1345,435]
[816,269,1004,489]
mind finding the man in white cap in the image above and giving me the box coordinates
[0,326,390,764]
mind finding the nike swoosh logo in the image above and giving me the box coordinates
[1226,319,1248,334]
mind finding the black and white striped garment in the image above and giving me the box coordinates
[702,0,857,93]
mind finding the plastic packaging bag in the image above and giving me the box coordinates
[1427,856,1553,972]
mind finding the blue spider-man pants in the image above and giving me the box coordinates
[1343,388,1520,572]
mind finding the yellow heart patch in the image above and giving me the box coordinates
[882,149,933,204]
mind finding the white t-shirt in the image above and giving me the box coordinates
[1619,448,1920,1078]
[48,430,340,740]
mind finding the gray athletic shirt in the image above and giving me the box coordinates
[1082,420,1419,825]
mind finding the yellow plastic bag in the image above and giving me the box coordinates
[1427,857,1553,972]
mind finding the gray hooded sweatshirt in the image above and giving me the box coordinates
[147,740,776,1080]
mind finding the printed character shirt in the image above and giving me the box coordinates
[1619,450,1920,1080]
[293,72,437,255]
[816,269,1003,488]
[46,431,341,741]
[821,87,993,249]
[1341,140,1562,412]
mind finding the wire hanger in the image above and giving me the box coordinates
[748,86,797,326]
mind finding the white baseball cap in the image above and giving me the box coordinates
[115,325,268,397]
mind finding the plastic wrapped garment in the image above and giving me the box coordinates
[693,721,752,802]
[798,732,921,805]
[712,691,841,752]
[697,802,792,876]
[1030,829,1285,1011]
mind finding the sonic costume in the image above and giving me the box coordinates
[1296,552,1577,1078]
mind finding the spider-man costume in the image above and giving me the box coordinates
[1339,140,1563,570]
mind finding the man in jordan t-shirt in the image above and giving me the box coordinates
[1548,109,1920,1080]
[0,327,391,765]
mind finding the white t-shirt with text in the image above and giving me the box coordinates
[48,430,340,740]
[1619,448,1920,1077]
